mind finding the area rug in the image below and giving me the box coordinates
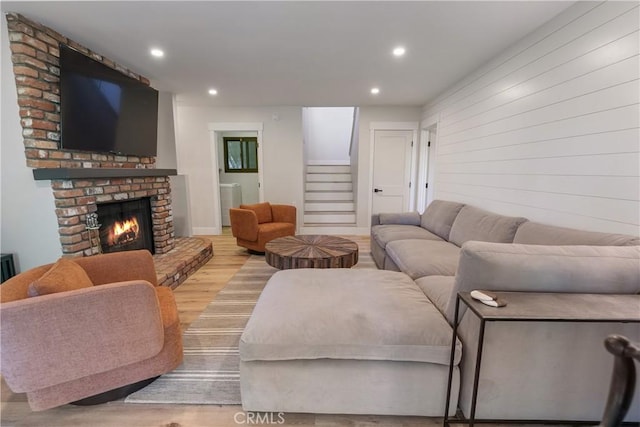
[125,251,375,405]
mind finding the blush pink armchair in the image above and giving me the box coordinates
[0,250,183,411]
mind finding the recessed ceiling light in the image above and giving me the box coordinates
[208,88,218,95]
[150,48,164,58]
[370,87,380,95]
[393,46,406,57]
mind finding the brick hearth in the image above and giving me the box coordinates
[154,237,213,289]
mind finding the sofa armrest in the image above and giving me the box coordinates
[230,208,259,241]
[75,249,158,286]
[0,280,164,393]
[271,204,296,225]
[444,241,640,324]
[379,211,421,226]
[371,212,422,226]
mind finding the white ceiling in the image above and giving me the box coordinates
[2,1,574,107]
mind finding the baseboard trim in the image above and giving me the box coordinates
[307,160,350,166]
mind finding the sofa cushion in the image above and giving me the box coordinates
[241,202,273,224]
[27,258,94,297]
[371,225,442,249]
[386,240,461,279]
[449,206,527,247]
[420,200,465,240]
[255,222,296,250]
[379,211,421,226]
[445,241,640,324]
[415,276,456,318]
[240,269,461,366]
[514,222,640,246]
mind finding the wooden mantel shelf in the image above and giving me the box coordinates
[33,168,178,181]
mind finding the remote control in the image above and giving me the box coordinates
[470,290,498,302]
[470,290,507,307]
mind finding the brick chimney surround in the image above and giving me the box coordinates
[6,13,212,287]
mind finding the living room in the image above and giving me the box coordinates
[1,1,638,426]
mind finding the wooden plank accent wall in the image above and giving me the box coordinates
[422,2,639,235]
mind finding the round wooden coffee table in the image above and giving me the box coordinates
[265,235,359,269]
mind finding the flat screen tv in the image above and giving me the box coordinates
[59,44,159,157]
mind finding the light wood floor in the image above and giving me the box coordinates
[1,230,444,427]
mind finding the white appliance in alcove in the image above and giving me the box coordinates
[220,183,242,226]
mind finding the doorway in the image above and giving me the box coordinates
[218,133,260,204]
[417,126,435,213]
[217,132,260,226]
[208,122,264,234]
[418,120,438,212]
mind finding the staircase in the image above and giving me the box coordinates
[304,165,356,228]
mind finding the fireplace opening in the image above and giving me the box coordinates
[97,198,155,254]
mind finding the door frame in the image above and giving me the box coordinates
[368,121,419,227]
[420,113,440,210]
[416,128,430,213]
[208,122,264,235]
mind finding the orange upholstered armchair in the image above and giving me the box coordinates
[230,202,296,252]
[0,250,183,411]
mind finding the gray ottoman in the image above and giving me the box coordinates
[239,269,460,416]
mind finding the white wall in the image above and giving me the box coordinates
[154,91,193,237]
[0,18,61,271]
[217,131,259,205]
[155,91,178,169]
[174,104,303,234]
[422,1,640,236]
[304,107,354,164]
[356,107,422,226]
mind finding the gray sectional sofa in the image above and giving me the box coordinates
[240,200,640,421]
[371,200,638,276]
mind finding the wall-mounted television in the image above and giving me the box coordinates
[59,44,159,157]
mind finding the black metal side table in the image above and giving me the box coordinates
[443,292,640,426]
[1,253,16,283]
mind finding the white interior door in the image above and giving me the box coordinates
[372,130,413,214]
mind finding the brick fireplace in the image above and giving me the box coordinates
[6,13,213,288]
[6,13,177,257]
[97,198,155,254]
[50,176,174,256]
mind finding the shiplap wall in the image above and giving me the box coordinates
[422,1,639,235]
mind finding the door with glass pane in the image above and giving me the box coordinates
[223,137,258,173]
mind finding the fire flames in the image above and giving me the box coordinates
[109,217,140,246]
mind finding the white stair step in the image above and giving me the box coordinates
[302,223,358,228]
[306,173,351,182]
[305,201,355,212]
[306,182,352,191]
[304,212,356,223]
[307,165,351,174]
[305,191,353,201]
